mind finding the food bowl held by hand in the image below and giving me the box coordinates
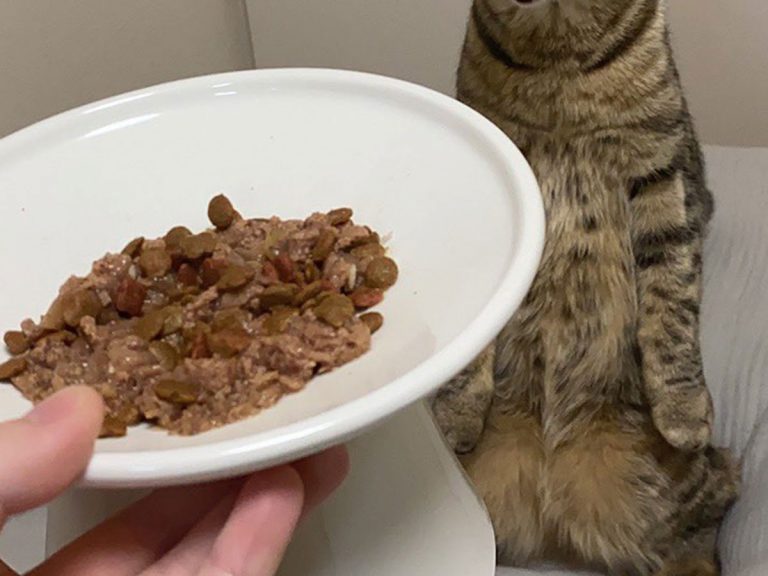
[0,69,544,488]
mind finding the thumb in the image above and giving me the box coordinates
[0,387,104,526]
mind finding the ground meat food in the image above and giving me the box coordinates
[1,196,397,437]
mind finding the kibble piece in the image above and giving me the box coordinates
[273,254,295,283]
[177,263,199,287]
[162,305,184,336]
[211,309,249,332]
[139,248,172,278]
[350,287,384,309]
[4,331,29,355]
[208,194,237,230]
[200,258,229,288]
[217,265,255,292]
[164,226,192,250]
[264,306,299,335]
[314,294,355,328]
[294,281,325,306]
[328,208,353,226]
[115,278,147,317]
[360,312,384,334]
[155,380,200,405]
[259,284,299,310]
[61,289,102,327]
[148,341,180,370]
[100,416,128,438]
[207,327,251,357]
[364,257,399,289]
[121,237,145,258]
[0,357,27,381]
[180,232,217,260]
[311,229,337,262]
[134,309,166,341]
[351,242,386,259]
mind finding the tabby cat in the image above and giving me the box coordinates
[432,1,740,574]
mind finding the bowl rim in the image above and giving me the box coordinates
[0,67,545,488]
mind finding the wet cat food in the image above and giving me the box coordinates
[1,196,397,437]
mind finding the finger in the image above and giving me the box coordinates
[142,446,349,575]
[32,480,243,576]
[0,387,103,524]
[198,466,304,576]
[140,492,238,576]
[291,445,350,515]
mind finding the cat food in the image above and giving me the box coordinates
[0,196,397,437]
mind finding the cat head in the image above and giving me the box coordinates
[476,0,656,67]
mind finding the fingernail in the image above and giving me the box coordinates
[25,389,79,425]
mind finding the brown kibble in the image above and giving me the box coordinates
[180,232,217,260]
[264,306,299,335]
[164,226,192,250]
[155,380,200,405]
[211,309,249,332]
[4,331,29,355]
[200,258,229,288]
[177,263,199,287]
[149,341,181,370]
[40,297,66,331]
[261,260,279,284]
[121,237,145,258]
[139,248,172,278]
[350,287,384,309]
[259,284,299,311]
[360,312,384,334]
[364,257,399,289]
[347,231,381,250]
[314,294,355,328]
[304,261,321,283]
[351,242,386,259]
[39,330,77,346]
[328,208,353,226]
[273,253,295,283]
[207,327,251,358]
[294,281,325,306]
[208,195,237,230]
[0,357,27,381]
[162,305,184,336]
[311,229,337,262]
[62,289,103,327]
[217,265,255,292]
[100,415,128,438]
[115,278,147,317]
[134,309,166,341]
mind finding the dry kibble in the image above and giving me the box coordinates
[314,294,355,328]
[347,231,381,250]
[211,309,249,332]
[134,309,166,341]
[201,258,229,288]
[350,287,384,309]
[273,253,295,283]
[139,248,172,278]
[360,312,384,334]
[162,305,184,336]
[4,331,29,355]
[328,208,353,226]
[62,289,102,327]
[180,232,217,260]
[177,263,199,287]
[100,416,128,438]
[149,341,180,370]
[208,195,237,230]
[264,306,299,335]
[0,357,27,381]
[294,281,325,306]
[217,265,255,292]
[207,327,251,357]
[364,257,399,289]
[164,226,192,250]
[351,242,386,260]
[259,284,299,310]
[155,380,200,405]
[115,278,147,317]
[121,237,145,258]
[311,229,337,262]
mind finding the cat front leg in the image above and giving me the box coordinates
[432,344,495,454]
[631,166,714,452]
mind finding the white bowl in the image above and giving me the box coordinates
[0,69,544,488]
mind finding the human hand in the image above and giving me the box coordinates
[0,387,349,576]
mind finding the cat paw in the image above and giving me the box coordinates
[651,388,714,452]
[431,397,484,454]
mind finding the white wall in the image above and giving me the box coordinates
[247,0,768,147]
[0,0,254,138]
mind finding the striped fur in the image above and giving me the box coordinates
[432,1,740,574]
